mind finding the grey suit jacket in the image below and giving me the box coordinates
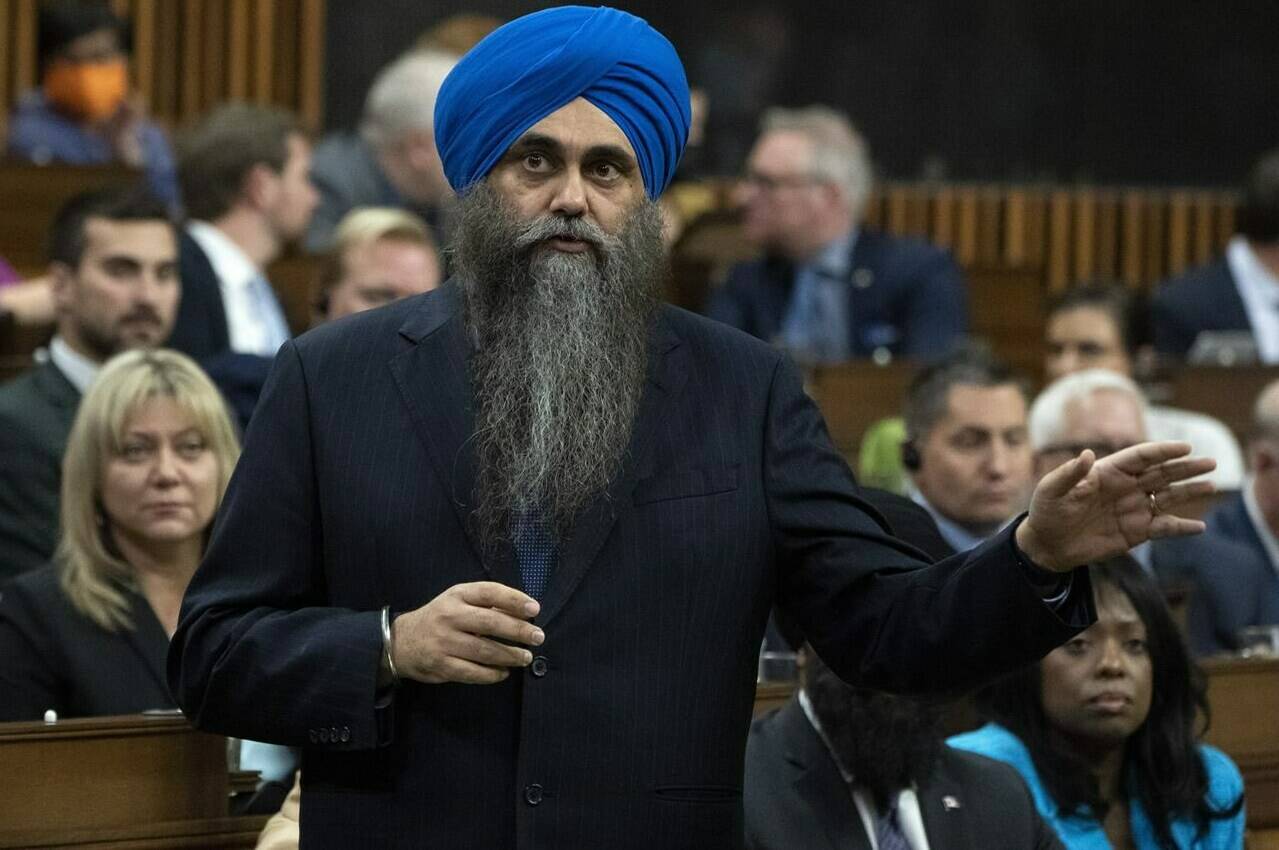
[744,696,1064,850]
[0,360,79,581]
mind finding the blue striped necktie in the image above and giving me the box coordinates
[875,799,911,850]
[513,508,556,600]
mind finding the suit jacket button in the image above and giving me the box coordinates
[524,783,544,806]
[340,726,351,743]
[318,728,329,743]
[530,656,549,677]
[330,726,339,741]
[308,729,318,744]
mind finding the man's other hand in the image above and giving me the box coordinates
[1016,441,1216,573]
[392,582,543,684]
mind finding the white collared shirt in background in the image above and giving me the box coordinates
[1227,236,1279,364]
[798,689,932,850]
[185,221,290,356]
[1242,475,1279,578]
[47,335,99,394]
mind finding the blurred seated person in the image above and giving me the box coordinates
[0,349,238,719]
[949,557,1245,849]
[1046,283,1243,489]
[746,648,1063,850]
[0,185,178,581]
[902,347,1033,557]
[1029,370,1278,654]
[1152,147,1279,363]
[706,105,966,363]
[0,348,296,795]
[1207,378,1279,595]
[169,103,318,427]
[305,50,458,253]
[313,207,442,326]
[6,1,178,206]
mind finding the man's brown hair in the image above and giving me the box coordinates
[177,102,301,222]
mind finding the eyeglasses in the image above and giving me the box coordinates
[739,171,824,193]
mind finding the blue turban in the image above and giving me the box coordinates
[433,6,690,200]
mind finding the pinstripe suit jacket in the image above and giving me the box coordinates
[169,281,1092,850]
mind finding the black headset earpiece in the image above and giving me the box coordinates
[901,440,921,472]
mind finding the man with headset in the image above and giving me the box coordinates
[903,347,1035,557]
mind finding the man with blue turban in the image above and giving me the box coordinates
[171,7,1218,849]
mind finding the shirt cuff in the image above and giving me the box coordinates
[1007,514,1074,609]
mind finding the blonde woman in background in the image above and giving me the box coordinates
[0,349,237,719]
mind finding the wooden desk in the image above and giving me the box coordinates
[806,361,919,460]
[0,715,265,849]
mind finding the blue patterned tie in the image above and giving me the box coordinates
[513,508,556,600]
[875,799,912,850]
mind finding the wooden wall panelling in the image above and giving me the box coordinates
[1120,190,1145,286]
[131,0,155,112]
[1217,195,1237,250]
[1166,191,1192,278]
[955,186,979,267]
[1192,192,1216,266]
[1093,190,1119,283]
[13,0,35,96]
[1142,195,1166,288]
[202,0,226,116]
[227,0,251,101]
[977,187,1001,266]
[253,0,275,104]
[272,0,299,110]
[931,186,957,251]
[1047,190,1072,290]
[1072,188,1097,282]
[298,0,326,129]
[180,0,204,124]
[0,1,12,137]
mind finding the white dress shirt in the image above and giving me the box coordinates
[185,221,291,356]
[1226,236,1279,364]
[47,335,100,394]
[798,689,932,850]
[1242,475,1279,577]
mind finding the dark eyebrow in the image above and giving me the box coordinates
[585,144,637,168]
[506,133,565,159]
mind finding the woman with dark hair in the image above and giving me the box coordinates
[949,556,1244,849]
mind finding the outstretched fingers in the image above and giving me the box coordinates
[1136,457,1218,493]
[1036,449,1096,499]
[1148,514,1207,539]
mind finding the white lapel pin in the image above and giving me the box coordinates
[942,795,961,811]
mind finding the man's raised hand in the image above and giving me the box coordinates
[391,582,543,685]
[1015,441,1216,573]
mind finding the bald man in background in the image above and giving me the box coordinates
[170,8,1218,848]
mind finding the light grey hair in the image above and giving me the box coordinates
[359,49,458,149]
[760,105,874,219]
[1028,369,1147,450]
[1251,379,1279,442]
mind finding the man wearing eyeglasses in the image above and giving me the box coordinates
[705,105,966,363]
[1028,368,1278,654]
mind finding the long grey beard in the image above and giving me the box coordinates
[452,183,665,553]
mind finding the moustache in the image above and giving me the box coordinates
[512,214,613,254]
[119,306,162,326]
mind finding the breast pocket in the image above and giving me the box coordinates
[632,464,739,506]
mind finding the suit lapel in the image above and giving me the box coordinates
[122,590,176,703]
[537,313,687,627]
[32,359,81,411]
[916,755,973,850]
[388,285,521,586]
[776,699,870,850]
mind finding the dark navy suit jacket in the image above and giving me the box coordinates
[1151,258,1252,358]
[1198,494,1279,642]
[744,696,1063,850]
[169,282,1090,850]
[705,229,967,361]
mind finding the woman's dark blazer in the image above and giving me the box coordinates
[0,564,174,721]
